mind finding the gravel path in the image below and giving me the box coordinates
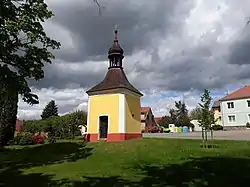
[143,130,250,141]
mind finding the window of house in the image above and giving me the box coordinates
[227,102,234,109]
[247,100,250,107]
[228,115,236,122]
[248,114,250,121]
[218,108,221,112]
[218,116,222,121]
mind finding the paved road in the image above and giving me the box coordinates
[143,130,250,141]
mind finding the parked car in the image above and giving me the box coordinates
[163,127,170,133]
[144,125,163,133]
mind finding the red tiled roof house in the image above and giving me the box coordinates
[140,107,157,130]
[219,85,250,129]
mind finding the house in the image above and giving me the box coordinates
[15,119,23,135]
[219,85,250,130]
[140,107,156,130]
[211,100,222,125]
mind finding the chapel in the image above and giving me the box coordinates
[86,29,143,142]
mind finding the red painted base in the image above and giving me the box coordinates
[85,133,142,142]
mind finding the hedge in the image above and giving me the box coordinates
[23,110,87,139]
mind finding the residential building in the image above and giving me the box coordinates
[219,85,250,129]
[15,119,23,136]
[140,107,156,130]
[211,100,222,125]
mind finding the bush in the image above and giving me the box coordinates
[246,122,250,128]
[23,110,87,140]
[9,132,34,145]
[33,135,45,144]
[19,132,34,145]
[212,124,223,131]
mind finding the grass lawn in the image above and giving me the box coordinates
[1,138,250,187]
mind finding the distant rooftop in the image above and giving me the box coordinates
[212,100,220,108]
[220,85,250,101]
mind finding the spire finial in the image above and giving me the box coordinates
[114,24,118,42]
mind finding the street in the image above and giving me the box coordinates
[143,130,250,141]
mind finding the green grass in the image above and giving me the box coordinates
[1,138,250,186]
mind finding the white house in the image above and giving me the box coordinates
[219,86,250,129]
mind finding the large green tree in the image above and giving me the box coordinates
[0,0,60,146]
[41,100,58,119]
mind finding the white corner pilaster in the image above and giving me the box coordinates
[119,94,126,133]
[87,96,90,133]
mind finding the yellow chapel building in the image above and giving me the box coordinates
[86,30,143,142]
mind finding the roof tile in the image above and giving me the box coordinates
[86,68,143,96]
[141,107,150,114]
[220,86,250,101]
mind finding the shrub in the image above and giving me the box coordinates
[23,110,86,140]
[246,122,250,128]
[19,132,34,145]
[9,132,34,145]
[212,124,223,131]
[33,135,45,144]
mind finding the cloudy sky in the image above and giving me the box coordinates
[17,0,250,120]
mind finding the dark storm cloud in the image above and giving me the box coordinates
[29,0,195,89]
[49,0,184,62]
[30,0,250,92]
[228,28,250,65]
[131,43,241,92]
[29,61,107,89]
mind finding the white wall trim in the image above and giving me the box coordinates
[119,94,126,133]
[98,114,110,140]
[86,97,90,132]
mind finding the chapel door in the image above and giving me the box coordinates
[99,116,108,139]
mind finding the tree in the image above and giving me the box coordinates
[0,87,18,145]
[173,101,191,127]
[41,100,58,119]
[189,107,202,120]
[198,89,216,148]
[0,0,60,146]
[158,115,173,128]
[169,108,178,125]
[68,110,87,138]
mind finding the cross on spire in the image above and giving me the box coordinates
[114,24,118,41]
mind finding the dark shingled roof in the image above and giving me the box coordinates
[86,68,143,96]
